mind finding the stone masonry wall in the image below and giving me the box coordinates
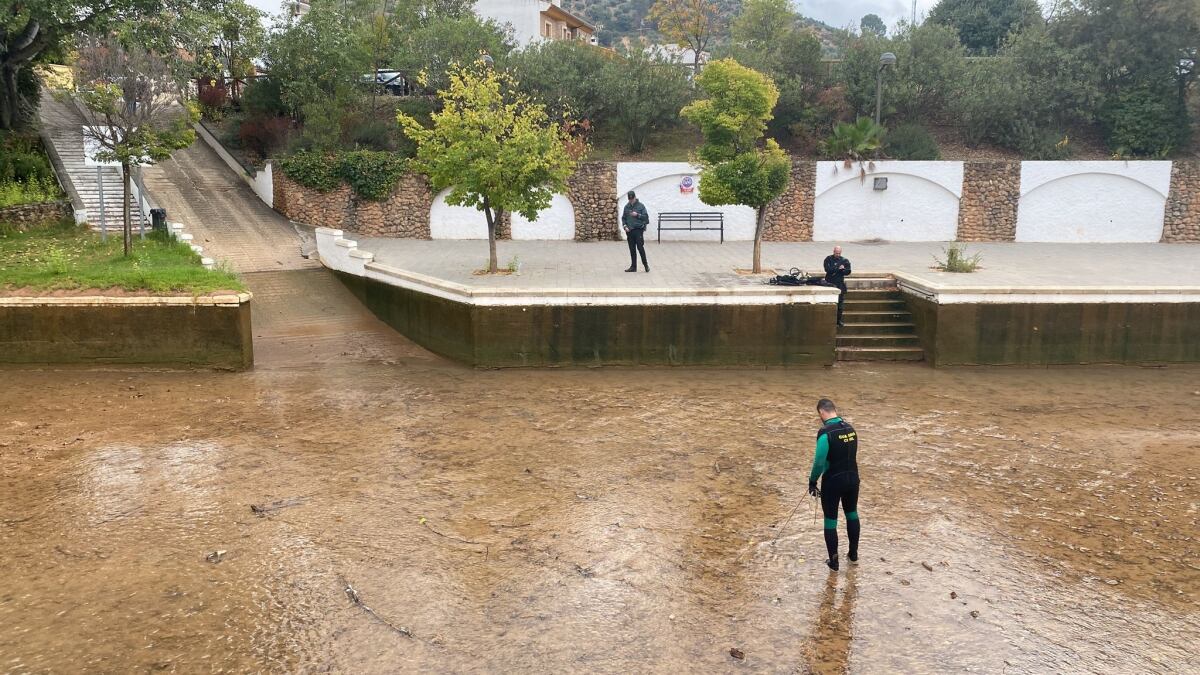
[0,201,72,229]
[273,172,432,239]
[763,161,815,242]
[1163,160,1200,243]
[956,162,1020,242]
[568,161,619,241]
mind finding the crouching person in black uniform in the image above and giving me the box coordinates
[808,398,861,571]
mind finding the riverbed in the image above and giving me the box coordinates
[1,349,1197,672]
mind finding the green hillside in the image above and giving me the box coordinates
[560,0,842,51]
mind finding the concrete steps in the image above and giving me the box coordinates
[837,285,926,363]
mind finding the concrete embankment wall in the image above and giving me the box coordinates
[335,272,836,367]
[906,294,1200,366]
[0,295,253,369]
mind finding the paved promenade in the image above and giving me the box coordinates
[351,238,1200,290]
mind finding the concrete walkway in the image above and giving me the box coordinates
[136,141,423,367]
[351,238,1200,290]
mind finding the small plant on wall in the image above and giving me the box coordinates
[823,117,885,169]
[933,243,983,273]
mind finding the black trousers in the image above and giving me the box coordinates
[835,282,847,324]
[627,229,648,269]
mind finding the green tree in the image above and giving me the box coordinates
[648,0,723,73]
[1055,0,1198,154]
[597,47,693,153]
[506,39,613,123]
[860,14,886,37]
[73,38,198,256]
[391,14,512,91]
[681,59,789,273]
[0,0,214,130]
[398,61,577,273]
[927,0,1041,54]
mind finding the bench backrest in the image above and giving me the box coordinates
[658,212,724,223]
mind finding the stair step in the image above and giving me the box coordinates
[836,346,925,362]
[837,334,921,347]
[843,310,913,322]
[838,322,916,336]
[844,299,908,311]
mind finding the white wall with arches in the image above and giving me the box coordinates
[430,187,577,240]
[813,161,963,242]
[1015,162,1172,243]
[615,162,757,241]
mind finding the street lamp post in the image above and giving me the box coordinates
[875,52,897,126]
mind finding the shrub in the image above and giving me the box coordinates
[934,243,982,273]
[348,120,396,152]
[238,117,291,159]
[822,117,885,163]
[1008,121,1072,160]
[884,123,941,160]
[1100,86,1188,157]
[241,78,288,119]
[198,80,229,120]
[277,151,341,192]
[337,151,408,201]
[278,150,408,201]
[0,176,63,208]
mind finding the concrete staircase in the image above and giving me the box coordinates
[836,279,925,362]
[38,93,143,230]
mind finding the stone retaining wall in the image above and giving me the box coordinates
[956,162,1020,241]
[0,201,72,228]
[568,162,619,241]
[763,161,815,242]
[273,172,433,238]
[1163,160,1200,243]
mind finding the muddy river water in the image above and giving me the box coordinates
[2,328,1198,672]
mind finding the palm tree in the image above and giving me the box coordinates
[822,117,885,169]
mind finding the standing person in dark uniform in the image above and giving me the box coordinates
[823,246,851,326]
[808,398,861,571]
[622,191,650,273]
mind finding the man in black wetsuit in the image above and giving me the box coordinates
[823,246,851,326]
[808,398,861,571]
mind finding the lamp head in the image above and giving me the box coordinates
[880,52,897,68]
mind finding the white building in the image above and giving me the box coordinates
[474,0,597,47]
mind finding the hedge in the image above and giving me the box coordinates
[277,150,409,201]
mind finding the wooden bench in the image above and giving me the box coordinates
[657,212,725,243]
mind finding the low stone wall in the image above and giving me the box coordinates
[273,172,433,238]
[569,162,619,241]
[764,161,815,242]
[1163,161,1200,243]
[0,201,72,228]
[957,162,1020,241]
[0,295,253,369]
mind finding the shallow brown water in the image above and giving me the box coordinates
[2,324,1198,672]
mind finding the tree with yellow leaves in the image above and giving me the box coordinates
[647,0,722,74]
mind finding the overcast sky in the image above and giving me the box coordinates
[245,0,943,35]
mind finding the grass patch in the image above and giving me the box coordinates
[0,219,244,295]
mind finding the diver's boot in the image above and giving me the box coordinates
[847,517,860,562]
[824,528,839,571]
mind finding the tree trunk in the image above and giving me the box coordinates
[0,64,19,131]
[122,163,133,257]
[752,205,767,274]
[483,199,498,274]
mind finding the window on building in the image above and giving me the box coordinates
[544,22,552,37]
